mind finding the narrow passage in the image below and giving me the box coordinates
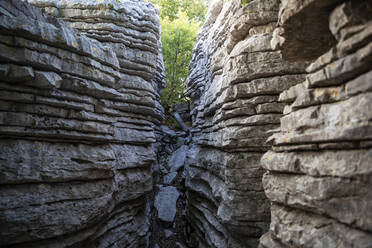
[149,103,193,248]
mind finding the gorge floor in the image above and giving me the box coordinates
[149,126,191,248]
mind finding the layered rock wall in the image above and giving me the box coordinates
[185,0,307,247]
[186,0,372,247]
[0,0,164,247]
[260,0,372,247]
[2,0,371,247]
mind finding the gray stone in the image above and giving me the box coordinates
[7,64,35,82]
[169,145,188,172]
[0,0,164,247]
[272,0,340,61]
[176,136,186,147]
[268,204,372,248]
[161,125,177,137]
[163,172,178,185]
[152,161,160,174]
[2,0,371,247]
[175,242,186,248]
[159,164,169,174]
[164,229,173,239]
[154,186,180,223]
[259,0,372,246]
[172,111,189,132]
[263,172,372,231]
[25,71,62,89]
[183,0,308,246]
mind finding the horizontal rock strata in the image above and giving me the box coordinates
[0,0,164,247]
[185,0,307,247]
[260,0,372,247]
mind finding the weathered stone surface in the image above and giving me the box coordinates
[271,0,341,61]
[260,0,372,246]
[169,145,188,172]
[185,0,372,247]
[176,242,186,248]
[267,204,372,248]
[163,172,178,185]
[0,0,164,247]
[150,127,189,247]
[184,0,306,246]
[262,149,372,178]
[2,0,371,246]
[164,229,173,239]
[161,125,177,138]
[154,185,180,223]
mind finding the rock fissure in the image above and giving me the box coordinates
[0,0,371,247]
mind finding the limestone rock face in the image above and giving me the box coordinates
[185,0,307,247]
[0,0,164,247]
[154,185,180,223]
[260,0,372,247]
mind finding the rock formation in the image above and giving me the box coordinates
[1,0,371,247]
[0,0,164,247]
[260,0,372,247]
[186,0,372,247]
[150,125,190,248]
[185,0,307,247]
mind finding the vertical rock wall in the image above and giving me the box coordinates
[0,0,164,247]
[2,0,371,247]
[260,0,372,247]
[185,0,307,247]
[186,0,372,247]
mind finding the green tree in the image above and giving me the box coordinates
[147,0,207,126]
[160,12,200,115]
[148,0,207,22]
[180,0,207,22]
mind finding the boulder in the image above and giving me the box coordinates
[161,125,177,138]
[164,229,173,239]
[169,145,188,172]
[154,186,180,223]
[163,172,178,185]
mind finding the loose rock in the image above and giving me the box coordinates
[154,186,180,223]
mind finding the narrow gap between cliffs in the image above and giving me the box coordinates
[149,107,193,248]
[145,1,208,247]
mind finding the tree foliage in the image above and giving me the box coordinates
[160,12,200,114]
[148,0,207,22]
[146,0,207,126]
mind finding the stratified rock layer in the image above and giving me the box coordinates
[0,0,164,247]
[260,0,372,247]
[185,0,306,247]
